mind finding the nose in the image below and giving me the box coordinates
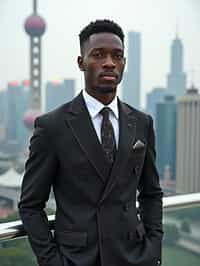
[102,55,116,68]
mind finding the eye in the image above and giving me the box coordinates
[114,53,123,60]
[93,51,104,58]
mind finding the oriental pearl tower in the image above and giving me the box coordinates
[23,0,46,129]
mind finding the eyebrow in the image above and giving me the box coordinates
[91,47,124,52]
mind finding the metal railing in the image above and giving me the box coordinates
[0,193,200,242]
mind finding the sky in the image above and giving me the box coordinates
[0,0,200,108]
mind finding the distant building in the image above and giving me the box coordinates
[146,87,166,122]
[45,79,75,112]
[0,90,6,143]
[160,165,176,195]
[156,95,177,181]
[176,86,200,193]
[0,90,6,124]
[122,31,141,109]
[5,81,30,150]
[167,35,187,98]
[6,82,21,142]
[0,126,6,143]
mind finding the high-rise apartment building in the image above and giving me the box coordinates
[167,35,186,98]
[176,87,200,193]
[45,79,75,112]
[122,31,141,109]
[156,95,177,180]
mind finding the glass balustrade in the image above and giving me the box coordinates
[0,237,37,266]
[0,194,200,266]
[163,205,200,266]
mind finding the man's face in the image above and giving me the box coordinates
[78,32,126,95]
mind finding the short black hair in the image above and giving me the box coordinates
[79,19,124,49]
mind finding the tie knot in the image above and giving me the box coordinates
[100,107,111,120]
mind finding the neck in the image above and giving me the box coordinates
[85,88,117,105]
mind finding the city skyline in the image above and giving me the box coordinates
[0,0,200,108]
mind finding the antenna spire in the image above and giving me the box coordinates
[175,17,179,39]
[191,69,195,87]
[188,68,195,89]
[33,0,37,14]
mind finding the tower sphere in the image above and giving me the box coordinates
[25,15,46,36]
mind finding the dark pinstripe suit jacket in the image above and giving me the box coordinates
[19,92,163,266]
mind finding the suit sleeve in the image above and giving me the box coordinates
[138,115,163,260]
[18,117,64,266]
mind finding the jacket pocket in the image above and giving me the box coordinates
[55,230,87,247]
[127,221,146,244]
[136,221,146,240]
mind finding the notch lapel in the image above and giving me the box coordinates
[65,93,110,183]
[99,100,137,204]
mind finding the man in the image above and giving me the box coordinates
[19,19,163,266]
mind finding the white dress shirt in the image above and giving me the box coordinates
[82,90,119,148]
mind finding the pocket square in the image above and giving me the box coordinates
[132,140,145,150]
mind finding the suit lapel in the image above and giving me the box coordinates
[99,100,137,204]
[65,92,110,183]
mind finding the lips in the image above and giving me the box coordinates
[101,76,116,81]
[99,73,118,81]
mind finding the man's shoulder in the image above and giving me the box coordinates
[36,102,70,125]
[35,93,82,128]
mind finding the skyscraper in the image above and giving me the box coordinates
[6,81,21,142]
[146,87,166,122]
[167,35,186,98]
[122,31,141,109]
[45,79,75,112]
[176,86,200,193]
[5,81,29,149]
[156,95,177,181]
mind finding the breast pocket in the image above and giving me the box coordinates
[132,142,146,158]
[131,144,146,178]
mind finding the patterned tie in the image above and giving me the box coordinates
[100,107,117,165]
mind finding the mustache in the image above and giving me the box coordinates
[99,72,118,78]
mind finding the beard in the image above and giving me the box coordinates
[95,86,117,94]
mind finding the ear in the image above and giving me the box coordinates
[77,56,85,71]
[123,57,126,67]
[122,57,126,72]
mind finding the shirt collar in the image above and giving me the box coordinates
[83,90,119,119]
